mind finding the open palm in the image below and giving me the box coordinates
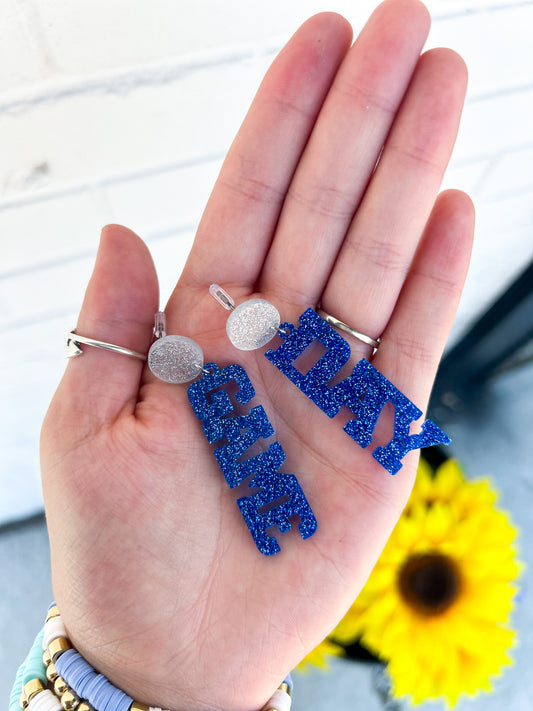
[40,2,474,710]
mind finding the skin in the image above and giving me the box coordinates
[40,1,474,710]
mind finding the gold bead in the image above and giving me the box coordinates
[24,679,44,702]
[77,704,92,711]
[42,648,52,666]
[46,605,60,622]
[130,704,150,711]
[61,690,79,711]
[46,661,59,683]
[49,637,72,661]
[54,676,68,696]
[278,682,292,697]
[19,692,28,710]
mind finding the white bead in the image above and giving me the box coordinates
[226,299,280,350]
[29,689,62,711]
[43,616,67,650]
[261,689,292,711]
[148,335,203,383]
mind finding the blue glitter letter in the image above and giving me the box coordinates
[334,359,450,474]
[331,359,391,447]
[373,418,450,475]
[204,405,286,488]
[187,363,255,423]
[265,308,351,417]
[238,472,318,555]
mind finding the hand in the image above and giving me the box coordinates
[40,1,474,709]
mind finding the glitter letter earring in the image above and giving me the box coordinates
[209,287,450,475]
[148,311,317,555]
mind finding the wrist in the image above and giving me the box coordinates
[12,603,294,711]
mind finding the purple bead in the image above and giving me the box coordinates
[90,676,114,708]
[55,649,97,696]
[101,685,132,711]
[51,644,134,711]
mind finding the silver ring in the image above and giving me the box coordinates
[317,310,380,350]
[66,329,147,361]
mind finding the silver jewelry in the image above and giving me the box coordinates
[66,329,147,361]
[317,309,380,350]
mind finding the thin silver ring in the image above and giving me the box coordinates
[317,310,380,350]
[66,329,147,361]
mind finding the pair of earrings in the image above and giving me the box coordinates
[148,285,450,554]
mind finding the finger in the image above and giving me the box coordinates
[261,0,430,304]
[374,189,475,409]
[54,225,159,427]
[320,48,468,346]
[327,191,473,514]
[174,12,352,294]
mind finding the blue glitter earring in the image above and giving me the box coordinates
[148,311,317,555]
[209,287,451,475]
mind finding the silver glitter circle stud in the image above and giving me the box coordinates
[226,298,281,351]
[148,335,204,383]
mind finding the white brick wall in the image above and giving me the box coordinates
[1,0,532,524]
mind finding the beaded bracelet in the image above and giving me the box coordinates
[11,603,293,711]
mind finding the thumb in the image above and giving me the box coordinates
[50,224,159,430]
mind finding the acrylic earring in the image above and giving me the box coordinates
[147,311,317,555]
[209,287,451,475]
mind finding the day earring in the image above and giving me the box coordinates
[147,311,317,556]
[209,285,451,475]
[209,284,287,351]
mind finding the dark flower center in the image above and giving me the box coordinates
[398,553,461,615]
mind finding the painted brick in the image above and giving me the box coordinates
[0,59,267,200]
[475,145,533,199]
[148,228,197,306]
[441,158,492,197]
[427,3,533,95]
[105,158,221,239]
[454,87,533,162]
[32,0,373,77]
[0,192,107,275]
[0,252,93,331]
[0,0,51,91]
[32,0,517,81]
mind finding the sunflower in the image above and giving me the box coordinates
[332,458,521,707]
[297,637,344,671]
